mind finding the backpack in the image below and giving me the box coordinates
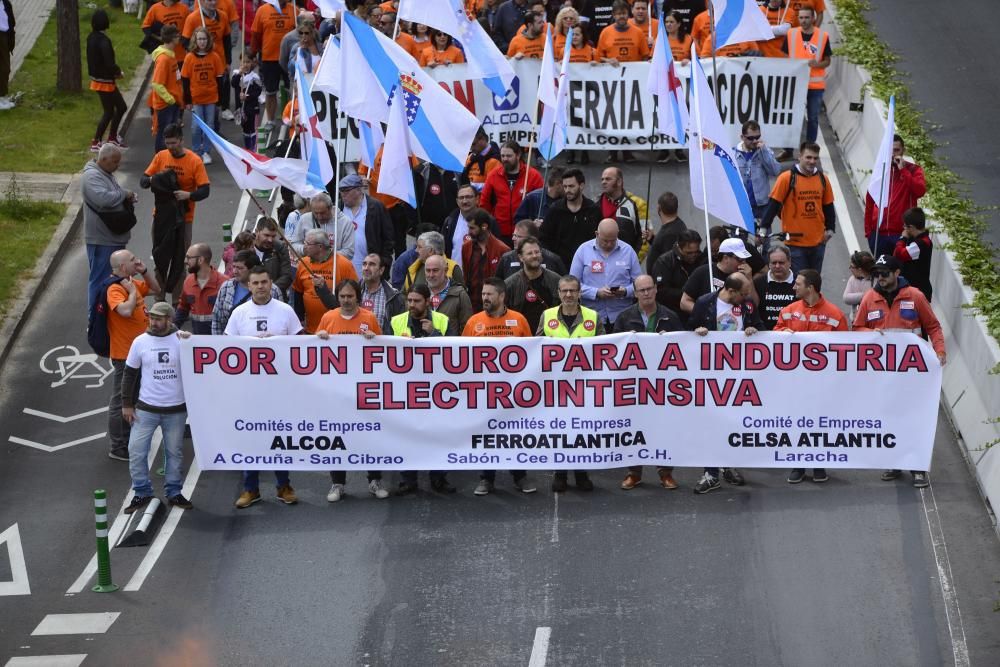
[87,275,126,358]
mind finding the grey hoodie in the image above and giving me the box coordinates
[82,159,131,246]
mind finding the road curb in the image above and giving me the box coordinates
[0,56,154,369]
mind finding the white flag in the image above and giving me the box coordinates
[378,86,418,207]
[537,29,572,161]
[867,95,896,232]
[712,0,775,49]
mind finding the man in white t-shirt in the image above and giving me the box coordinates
[225,265,304,508]
[122,302,193,514]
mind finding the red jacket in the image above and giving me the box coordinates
[863,160,926,238]
[479,162,543,237]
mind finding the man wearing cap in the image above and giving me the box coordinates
[339,173,395,269]
[679,237,758,314]
[121,302,194,514]
[853,254,945,489]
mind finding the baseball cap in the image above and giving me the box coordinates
[338,173,363,190]
[149,301,174,318]
[718,237,752,259]
[873,254,902,273]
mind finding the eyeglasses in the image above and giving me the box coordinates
[743,135,761,141]
[871,270,891,278]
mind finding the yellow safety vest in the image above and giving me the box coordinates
[541,306,599,337]
[390,310,450,336]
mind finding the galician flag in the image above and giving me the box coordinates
[311,35,341,98]
[397,0,515,98]
[294,54,335,195]
[867,95,896,234]
[378,81,418,207]
[687,47,755,231]
[359,121,386,170]
[647,14,688,145]
[191,114,317,196]
[712,0,775,49]
[337,13,480,172]
[537,28,572,160]
[314,0,347,18]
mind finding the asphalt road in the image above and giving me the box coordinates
[864,0,1000,250]
[0,103,998,665]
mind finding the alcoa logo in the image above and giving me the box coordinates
[493,76,520,110]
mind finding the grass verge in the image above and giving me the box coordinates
[0,177,66,317]
[833,0,1000,345]
[0,2,147,173]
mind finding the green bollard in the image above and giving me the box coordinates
[223,222,232,243]
[92,490,118,593]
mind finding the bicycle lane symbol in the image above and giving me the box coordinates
[39,345,113,389]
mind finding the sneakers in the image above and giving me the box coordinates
[201,153,213,165]
[912,472,929,488]
[659,471,678,489]
[430,477,457,494]
[674,149,688,163]
[108,448,129,461]
[693,472,721,494]
[396,481,418,496]
[575,473,594,492]
[327,483,345,502]
[621,473,642,490]
[723,468,745,486]
[787,469,806,484]
[235,490,261,508]
[369,479,389,499]
[220,109,235,121]
[276,484,298,504]
[473,479,494,496]
[551,475,568,493]
[812,469,829,483]
[881,469,902,481]
[168,494,193,509]
[514,475,537,494]
[108,136,129,149]
[90,140,102,152]
[124,495,153,514]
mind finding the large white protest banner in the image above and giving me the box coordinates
[180,332,941,472]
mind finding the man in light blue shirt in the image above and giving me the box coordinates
[570,218,643,327]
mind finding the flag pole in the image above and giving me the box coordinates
[709,1,719,105]
[245,189,318,278]
[873,166,889,257]
[691,48,714,290]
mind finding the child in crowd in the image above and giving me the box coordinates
[222,230,255,277]
[231,52,262,150]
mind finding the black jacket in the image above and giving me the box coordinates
[257,240,293,292]
[86,22,120,83]
[650,247,707,316]
[688,292,763,332]
[897,232,933,302]
[539,197,602,269]
[645,217,688,274]
[613,303,685,333]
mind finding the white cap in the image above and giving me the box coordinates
[719,237,752,259]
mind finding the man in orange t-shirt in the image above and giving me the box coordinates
[105,249,161,461]
[506,11,546,59]
[142,0,190,61]
[292,228,358,333]
[250,0,296,125]
[597,1,651,65]
[141,124,211,249]
[463,277,536,495]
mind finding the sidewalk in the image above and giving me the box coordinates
[0,171,74,202]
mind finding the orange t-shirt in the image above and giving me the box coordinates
[149,48,182,110]
[195,0,237,24]
[691,11,711,51]
[563,44,596,63]
[107,279,151,360]
[628,18,657,41]
[395,32,422,60]
[143,149,210,223]
[143,1,190,61]
[596,23,650,62]
[507,32,546,58]
[667,34,693,62]
[252,2,296,62]
[768,168,835,247]
[759,6,787,58]
[316,308,382,336]
[292,253,358,333]
[419,45,466,67]
[181,51,225,104]
[787,0,826,28]
[699,39,759,57]
[182,9,232,64]
[462,309,532,337]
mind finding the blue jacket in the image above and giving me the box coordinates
[734,143,781,211]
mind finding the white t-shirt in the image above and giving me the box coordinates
[225,298,303,336]
[715,298,744,332]
[125,332,185,407]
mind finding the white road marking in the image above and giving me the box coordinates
[65,434,162,594]
[31,613,119,636]
[549,493,559,544]
[8,434,105,454]
[5,655,88,667]
[124,458,202,591]
[920,485,971,667]
[22,407,106,423]
[528,627,552,667]
[0,524,31,596]
[816,127,862,256]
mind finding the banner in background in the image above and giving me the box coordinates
[180,332,941,471]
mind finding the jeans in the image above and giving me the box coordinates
[191,103,217,156]
[242,470,291,492]
[155,105,182,152]
[867,233,899,259]
[128,409,187,498]
[330,470,381,484]
[108,360,131,454]
[789,243,827,275]
[86,243,125,313]
[805,89,824,143]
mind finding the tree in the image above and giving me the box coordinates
[56,0,81,92]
